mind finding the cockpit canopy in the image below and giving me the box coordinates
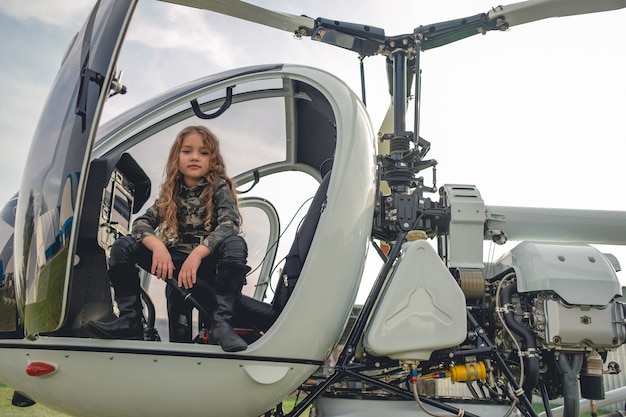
[14,63,375,338]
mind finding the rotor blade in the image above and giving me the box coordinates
[487,0,626,28]
[419,0,626,50]
[485,205,626,245]
[160,0,315,35]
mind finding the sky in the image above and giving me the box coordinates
[0,0,626,277]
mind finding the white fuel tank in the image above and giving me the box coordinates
[363,240,467,360]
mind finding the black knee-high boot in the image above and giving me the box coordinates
[84,265,144,340]
[166,283,193,343]
[210,262,250,352]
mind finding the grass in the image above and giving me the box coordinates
[280,394,311,416]
[1,380,310,417]
[533,401,612,416]
[0,381,70,417]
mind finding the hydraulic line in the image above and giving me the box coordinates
[497,277,540,397]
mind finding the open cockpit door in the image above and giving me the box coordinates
[13,0,137,337]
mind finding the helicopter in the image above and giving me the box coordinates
[0,1,626,417]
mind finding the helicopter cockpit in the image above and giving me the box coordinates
[22,64,365,346]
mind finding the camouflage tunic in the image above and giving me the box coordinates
[131,178,240,254]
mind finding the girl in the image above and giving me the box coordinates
[86,125,250,352]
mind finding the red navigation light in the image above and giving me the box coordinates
[26,362,56,377]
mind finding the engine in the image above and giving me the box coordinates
[484,241,625,405]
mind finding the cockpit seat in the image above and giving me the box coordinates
[192,171,331,337]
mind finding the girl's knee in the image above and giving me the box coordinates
[218,235,248,264]
[109,235,139,266]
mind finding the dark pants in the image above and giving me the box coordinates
[107,235,248,341]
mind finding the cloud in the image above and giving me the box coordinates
[126,2,248,70]
[0,0,93,27]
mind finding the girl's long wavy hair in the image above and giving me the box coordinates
[155,125,240,242]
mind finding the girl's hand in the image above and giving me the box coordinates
[151,246,174,281]
[142,236,174,281]
[178,245,211,289]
